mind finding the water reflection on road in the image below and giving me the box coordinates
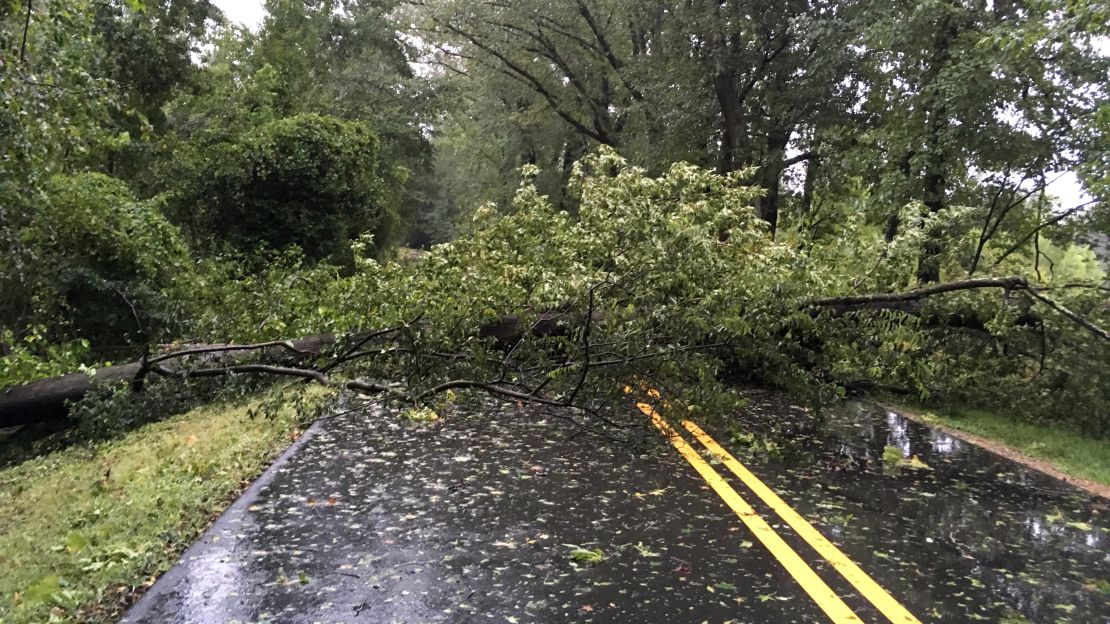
[713,390,1109,623]
[123,389,1108,624]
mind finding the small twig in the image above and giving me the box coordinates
[566,280,600,405]
[110,285,146,340]
[320,317,421,374]
[19,0,33,63]
[587,342,732,368]
[416,379,635,429]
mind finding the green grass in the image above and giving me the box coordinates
[904,405,1110,488]
[0,390,325,624]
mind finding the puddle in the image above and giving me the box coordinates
[710,390,1110,623]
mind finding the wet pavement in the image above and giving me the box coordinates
[123,391,1110,623]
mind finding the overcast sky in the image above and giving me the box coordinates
[213,0,265,30]
[206,0,1090,208]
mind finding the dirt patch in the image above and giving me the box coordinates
[876,402,1110,501]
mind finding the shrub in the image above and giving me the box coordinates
[173,113,394,263]
[0,172,192,358]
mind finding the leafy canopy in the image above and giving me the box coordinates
[171,113,391,262]
[192,149,1109,434]
[1,173,192,354]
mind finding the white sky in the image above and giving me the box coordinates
[1046,172,1090,210]
[206,0,1091,208]
[212,0,266,30]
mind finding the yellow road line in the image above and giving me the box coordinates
[637,402,865,624]
[683,419,923,624]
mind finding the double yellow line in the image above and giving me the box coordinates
[635,399,922,624]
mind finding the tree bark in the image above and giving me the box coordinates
[0,363,144,427]
[915,13,959,283]
[713,62,743,174]
[801,157,817,216]
[0,334,336,428]
[756,130,791,238]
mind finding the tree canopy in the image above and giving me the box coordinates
[0,0,1107,435]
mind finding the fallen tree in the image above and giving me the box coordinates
[809,276,1110,342]
[4,150,1107,434]
[4,275,1105,428]
[0,335,336,428]
[0,310,585,427]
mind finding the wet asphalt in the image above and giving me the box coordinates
[122,391,1110,624]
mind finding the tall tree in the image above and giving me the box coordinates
[837,0,1108,281]
[254,0,440,244]
[420,0,856,234]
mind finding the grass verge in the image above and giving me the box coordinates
[886,402,1110,491]
[0,389,328,623]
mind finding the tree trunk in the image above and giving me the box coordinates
[801,157,817,216]
[0,363,144,427]
[713,64,743,174]
[0,313,570,428]
[0,334,336,428]
[915,13,958,283]
[756,130,791,238]
[916,163,947,283]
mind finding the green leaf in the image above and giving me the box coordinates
[22,575,61,606]
[568,546,605,565]
[64,531,90,554]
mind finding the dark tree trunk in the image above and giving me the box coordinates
[0,363,145,427]
[713,65,743,174]
[801,157,817,216]
[0,335,336,428]
[915,13,958,283]
[884,212,901,243]
[916,162,947,282]
[756,130,791,238]
[0,314,579,428]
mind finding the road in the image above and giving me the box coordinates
[123,389,1109,623]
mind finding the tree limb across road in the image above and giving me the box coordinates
[806,276,1030,313]
[807,276,1110,342]
[2,276,1106,428]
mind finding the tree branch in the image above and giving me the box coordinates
[811,276,1110,343]
[566,280,597,405]
[146,339,320,366]
[990,200,1097,270]
[808,277,1030,312]
[19,0,32,63]
[438,18,613,144]
[1025,289,1110,342]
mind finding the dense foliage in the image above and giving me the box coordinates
[1,173,192,355]
[176,151,1109,434]
[171,114,389,262]
[0,0,1106,434]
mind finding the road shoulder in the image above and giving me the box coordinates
[876,401,1110,501]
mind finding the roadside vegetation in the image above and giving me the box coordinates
[0,388,326,624]
[0,0,1107,619]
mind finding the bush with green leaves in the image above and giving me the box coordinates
[172,113,395,263]
[0,329,92,392]
[0,173,192,363]
[180,148,1107,435]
